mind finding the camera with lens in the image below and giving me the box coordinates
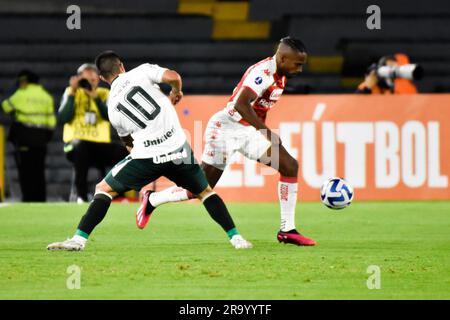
[78,78,92,91]
[366,55,424,91]
[369,56,424,81]
[377,64,424,81]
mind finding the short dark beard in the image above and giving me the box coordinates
[276,69,287,78]
[277,68,298,79]
[285,72,300,79]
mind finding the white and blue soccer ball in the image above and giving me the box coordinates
[320,177,354,210]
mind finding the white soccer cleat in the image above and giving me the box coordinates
[47,238,85,251]
[229,234,253,249]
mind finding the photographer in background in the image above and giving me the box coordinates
[1,70,55,202]
[356,54,423,94]
[58,63,127,203]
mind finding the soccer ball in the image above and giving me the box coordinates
[320,177,354,210]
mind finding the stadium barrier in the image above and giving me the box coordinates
[158,94,450,202]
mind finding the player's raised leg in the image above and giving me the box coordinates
[138,160,251,249]
[145,161,223,208]
[260,143,316,246]
[141,164,252,249]
[47,179,118,251]
[140,145,251,249]
[141,186,253,249]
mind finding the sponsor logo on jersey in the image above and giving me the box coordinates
[269,88,283,100]
[143,127,175,147]
[254,77,263,85]
[256,98,276,108]
[153,148,188,164]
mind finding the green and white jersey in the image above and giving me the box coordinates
[107,63,186,159]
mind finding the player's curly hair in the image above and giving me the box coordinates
[280,36,307,53]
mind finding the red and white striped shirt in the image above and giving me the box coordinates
[223,56,286,125]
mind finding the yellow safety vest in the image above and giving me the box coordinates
[62,87,111,143]
[1,84,56,129]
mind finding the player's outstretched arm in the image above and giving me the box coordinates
[161,69,183,105]
[234,87,280,144]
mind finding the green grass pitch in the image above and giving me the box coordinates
[0,201,449,299]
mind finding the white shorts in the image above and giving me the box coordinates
[201,111,272,170]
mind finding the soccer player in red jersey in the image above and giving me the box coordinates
[141,37,316,246]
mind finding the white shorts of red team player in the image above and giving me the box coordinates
[201,111,272,171]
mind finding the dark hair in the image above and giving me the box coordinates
[378,55,397,67]
[17,70,39,84]
[280,36,307,53]
[94,50,122,79]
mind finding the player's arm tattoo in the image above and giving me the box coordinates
[120,134,134,153]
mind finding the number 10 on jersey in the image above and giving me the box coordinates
[116,86,161,129]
